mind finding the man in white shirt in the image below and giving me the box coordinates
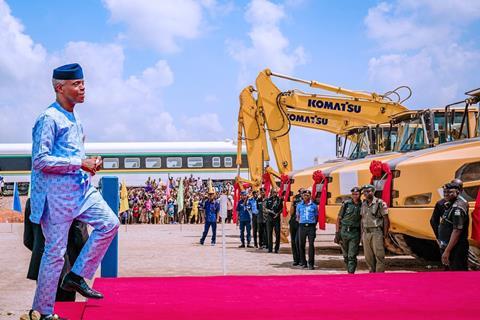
[218,189,229,222]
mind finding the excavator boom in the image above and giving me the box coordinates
[255,69,409,174]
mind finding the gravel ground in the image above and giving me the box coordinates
[0,222,436,319]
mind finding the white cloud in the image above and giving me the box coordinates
[182,113,224,139]
[227,0,306,86]
[365,0,480,106]
[0,0,47,84]
[0,0,224,143]
[103,0,215,53]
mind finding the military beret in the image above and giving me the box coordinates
[240,191,247,195]
[53,63,83,80]
[361,184,376,191]
[350,186,361,193]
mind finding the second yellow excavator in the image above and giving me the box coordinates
[235,69,411,192]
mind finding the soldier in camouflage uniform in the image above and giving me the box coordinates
[360,184,389,273]
[334,187,362,274]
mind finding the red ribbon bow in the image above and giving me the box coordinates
[262,172,272,197]
[369,160,392,207]
[312,170,327,230]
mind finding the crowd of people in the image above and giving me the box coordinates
[120,176,234,225]
[198,178,471,274]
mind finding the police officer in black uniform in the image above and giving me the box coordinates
[437,182,470,271]
[334,187,362,274]
[256,188,267,249]
[265,189,283,253]
[431,179,466,241]
[289,188,304,266]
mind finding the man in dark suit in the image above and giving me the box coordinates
[265,189,283,253]
[24,198,89,301]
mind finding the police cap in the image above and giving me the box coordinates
[444,182,461,191]
[361,184,376,192]
[302,188,311,194]
[350,186,361,193]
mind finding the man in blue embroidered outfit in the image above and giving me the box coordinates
[29,63,119,320]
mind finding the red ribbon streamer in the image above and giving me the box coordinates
[279,174,291,217]
[312,170,327,230]
[233,183,240,224]
[233,182,252,224]
[262,172,272,197]
[472,186,480,242]
[369,160,393,207]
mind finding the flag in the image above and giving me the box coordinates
[13,182,22,213]
[177,178,184,213]
[119,179,130,213]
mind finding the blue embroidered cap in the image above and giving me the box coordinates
[53,63,84,80]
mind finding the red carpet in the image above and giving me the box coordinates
[54,302,85,320]
[56,273,479,320]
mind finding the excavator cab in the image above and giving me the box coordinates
[336,124,396,160]
[391,110,434,152]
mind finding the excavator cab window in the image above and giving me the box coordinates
[345,130,370,160]
[433,112,446,144]
[335,135,345,158]
[395,118,428,152]
[378,125,397,152]
[445,111,469,141]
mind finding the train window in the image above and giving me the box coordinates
[146,157,161,168]
[103,158,119,169]
[224,157,233,167]
[187,157,204,168]
[167,157,182,168]
[125,158,140,169]
[212,157,221,168]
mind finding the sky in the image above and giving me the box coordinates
[0,0,479,169]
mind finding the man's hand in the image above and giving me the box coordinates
[81,156,102,175]
[441,250,450,266]
[333,232,341,245]
[94,156,103,171]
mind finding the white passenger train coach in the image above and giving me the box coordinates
[0,141,249,195]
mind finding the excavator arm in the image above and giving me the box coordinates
[255,69,409,174]
[236,86,269,189]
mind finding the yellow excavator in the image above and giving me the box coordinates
[368,89,480,265]
[235,69,410,243]
[253,69,409,176]
[235,69,410,192]
[235,83,398,189]
[293,93,479,256]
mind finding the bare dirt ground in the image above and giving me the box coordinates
[0,196,26,223]
[0,222,439,319]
